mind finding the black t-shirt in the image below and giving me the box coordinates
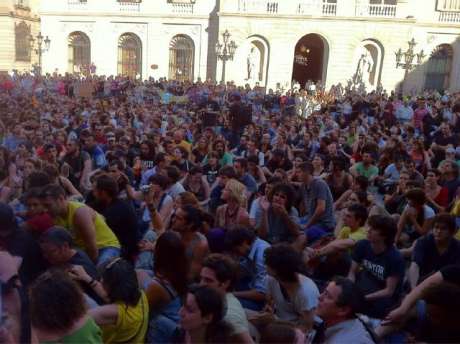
[413,234,460,282]
[441,265,460,285]
[101,199,140,260]
[352,240,405,317]
[434,132,457,146]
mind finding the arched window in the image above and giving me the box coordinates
[15,21,31,62]
[68,32,91,74]
[424,44,453,91]
[118,33,142,79]
[169,35,194,81]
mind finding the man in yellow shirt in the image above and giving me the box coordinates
[173,129,191,154]
[309,204,368,279]
[40,184,120,266]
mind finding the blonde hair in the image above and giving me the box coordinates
[225,179,247,208]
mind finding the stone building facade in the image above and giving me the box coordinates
[0,0,41,73]
[10,0,460,93]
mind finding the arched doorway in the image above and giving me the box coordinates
[291,34,328,88]
[68,31,91,74]
[424,44,453,92]
[169,35,195,82]
[118,33,142,79]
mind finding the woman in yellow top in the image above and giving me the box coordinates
[70,258,149,344]
[40,184,120,265]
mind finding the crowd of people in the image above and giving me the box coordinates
[1,71,460,343]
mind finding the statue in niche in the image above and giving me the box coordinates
[246,46,259,81]
[353,49,374,89]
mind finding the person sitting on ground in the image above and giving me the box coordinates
[69,258,149,344]
[408,213,460,289]
[39,184,120,265]
[297,161,336,245]
[315,277,374,344]
[256,182,303,247]
[176,285,233,344]
[225,228,270,312]
[396,188,435,245]
[39,226,102,305]
[199,254,253,343]
[215,178,250,230]
[140,231,188,343]
[170,204,209,282]
[30,270,103,344]
[307,204,368,280]
[250,244,319,334]
[92,174,140,261]
[348,215,405,319]
[234,157,258,198]
[182,166,211,207]
[21,187,54,236]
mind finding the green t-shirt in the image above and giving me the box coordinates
[355,162,379,180]
[42,318,102,344]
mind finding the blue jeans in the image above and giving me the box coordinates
[97,247,121,266]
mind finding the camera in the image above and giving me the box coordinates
[140,185,151,194]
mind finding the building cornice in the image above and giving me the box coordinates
[0,11,40,21]
[39,11,210,20]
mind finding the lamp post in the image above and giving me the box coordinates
[215,29,237,83]
[395,38,425,94]
[29,32,51,75]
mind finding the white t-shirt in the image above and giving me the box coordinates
[224,293,250,336]
[267,274,319,323]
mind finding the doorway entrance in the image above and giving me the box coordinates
[291,33,328,88]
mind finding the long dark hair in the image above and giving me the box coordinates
[101,258,141,306]
[154,231,188,297]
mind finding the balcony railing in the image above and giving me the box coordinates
[118,0,141,12]
[437,0,460,11]
[170,3,195,14]
[355,2,396,17]
[67,0,87,8]
[236,0,337,16]
[439,11,460,22]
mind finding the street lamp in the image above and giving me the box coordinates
[395,38,425,94]
[215,29,237,83]
[29,32,51,75]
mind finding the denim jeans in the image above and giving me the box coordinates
[97,246,121,266]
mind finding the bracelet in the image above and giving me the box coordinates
[89,278,97,287]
